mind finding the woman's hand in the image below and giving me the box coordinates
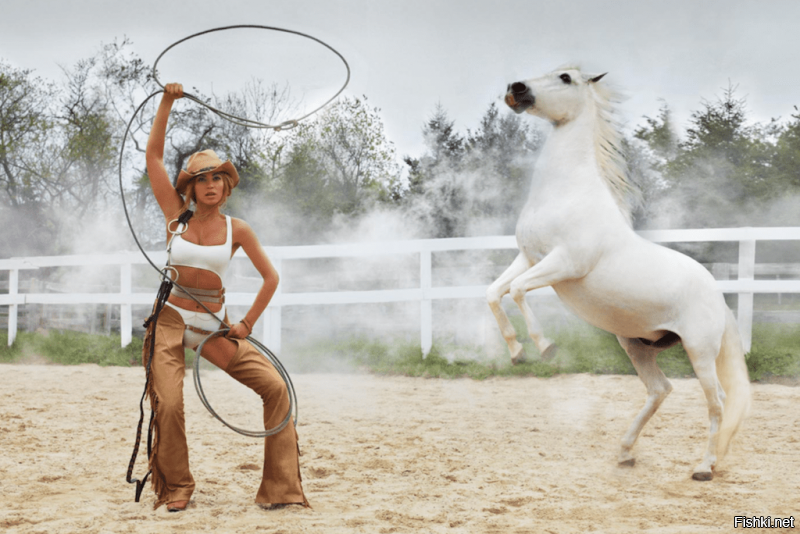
[226,321,252,339]
[164,83,184,100]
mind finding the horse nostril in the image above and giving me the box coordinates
[511,82,528,95]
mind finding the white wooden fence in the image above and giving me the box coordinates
[2,227,800,354]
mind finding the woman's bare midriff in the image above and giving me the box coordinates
[166,214,231,313]
[167,265,224,313]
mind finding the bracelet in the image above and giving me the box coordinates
[240,317,253,335]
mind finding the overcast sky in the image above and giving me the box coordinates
[2,0,799,158]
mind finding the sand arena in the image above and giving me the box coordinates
[0,363,798,533]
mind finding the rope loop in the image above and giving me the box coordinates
[193,329,295,438]
[161,266,179,283]
[167,218,189,235]
[275,119,299,132]
[151,24,350,131]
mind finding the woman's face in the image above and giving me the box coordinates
[194,172,227,207]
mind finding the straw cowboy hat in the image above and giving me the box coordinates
[175,150,240,194]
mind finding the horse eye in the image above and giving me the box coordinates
[560,73,572,84]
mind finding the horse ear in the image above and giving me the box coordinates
[588,73,608,84]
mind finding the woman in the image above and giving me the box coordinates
[143,83,307,512]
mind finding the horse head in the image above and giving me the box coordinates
[505,68,607,124]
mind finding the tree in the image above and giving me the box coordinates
[771,106,800,191]
[280,95,400,217]
[0,62,68,253]
[647,84,775,228]
[0,62,56,208]
[465,102,543,219]
[633,100,678,171]
[402,102,543,237]
[58,56,119,218]
[630,102,679,227]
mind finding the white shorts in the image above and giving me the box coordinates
[165,301,226,349]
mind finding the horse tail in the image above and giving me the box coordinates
[716,307,751,459]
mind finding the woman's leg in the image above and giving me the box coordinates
[203,337,307,506]
[144,305,195,509]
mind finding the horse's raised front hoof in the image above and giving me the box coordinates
[691,471,714,481]
[618,458,635,467]
[540,343,559,362]
[510,347,527,365]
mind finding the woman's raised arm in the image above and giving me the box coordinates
[146,83,185,220]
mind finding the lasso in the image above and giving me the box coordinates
[121,25,350,501]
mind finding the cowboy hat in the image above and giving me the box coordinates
[175,149,240,194]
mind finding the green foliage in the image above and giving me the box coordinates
[280,95,401,217]
[0,62,56,206]
[0,330,142,366]
[0,40,156,255]
[277,139,339,221]
[2,323,798,384]
[0,62,60,254]
[771,107,800,191]
[289,335,560,379]
[421,103,466,167]
[401,101,544,238]
[548,323,635,376]
[287,320,691,380]
[634,100,679,168]
[5,35,800,254]
[633,83,800,230]
[747,323,800,381]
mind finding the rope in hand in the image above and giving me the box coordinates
[123,24,350,501]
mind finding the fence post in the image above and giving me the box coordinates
[8,269,18,346]
[737,238,756,353]
[420,250,432,357]
[265,258,282,354]
[120,262,132,347]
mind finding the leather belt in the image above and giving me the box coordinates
[186,324,221,336]
[171,285,225,304]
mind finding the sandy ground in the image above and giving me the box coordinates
[0,363,798,534]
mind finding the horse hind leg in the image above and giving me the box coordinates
[683,340,725,481]
[616,336,673,467]
[486,253,533,364]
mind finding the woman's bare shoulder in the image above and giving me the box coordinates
[229,216,251,230]
[229,216,259,241]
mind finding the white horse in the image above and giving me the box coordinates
[486,66,751,480]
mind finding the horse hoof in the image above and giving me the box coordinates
[618,458,635,467]
[540,343,558,362]
[691,471,713,481]
[511,349,527,365]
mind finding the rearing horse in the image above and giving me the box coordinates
[486,66,751,480]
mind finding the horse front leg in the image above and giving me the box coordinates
[507,248,581,362]
[487,253,532,364]
[514,295,558,361]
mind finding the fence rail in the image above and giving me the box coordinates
[2,227,800,354]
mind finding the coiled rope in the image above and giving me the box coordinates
[121,25,349,498]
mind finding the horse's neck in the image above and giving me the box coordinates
[527,114,621,217]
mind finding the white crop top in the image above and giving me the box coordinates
[168,215,233,283]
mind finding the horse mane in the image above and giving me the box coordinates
[569,66,641,226]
